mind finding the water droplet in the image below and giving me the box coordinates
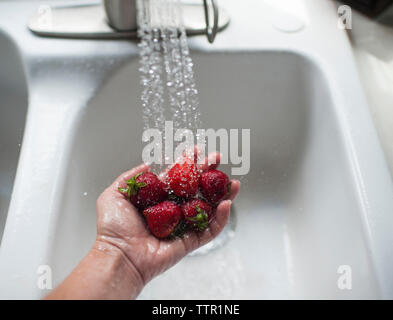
[137,0,202,172]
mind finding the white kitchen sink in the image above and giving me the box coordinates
[0,0,392,299]
[0,31,28,244]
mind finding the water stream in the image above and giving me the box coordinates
[136,0,202,170]
[136,0,234,256]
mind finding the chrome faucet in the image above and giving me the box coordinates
[28,0,230,43]
[103,0,138,32]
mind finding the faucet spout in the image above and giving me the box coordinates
[28,0,230,41]
[103,0,138,32]
[104,0,220,43]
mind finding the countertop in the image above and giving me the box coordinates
[347,9,393,178]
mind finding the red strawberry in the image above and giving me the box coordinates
[181,199,212,231]
[119,172,167,209]
[166,159,199,199]
[200,169,231,205]
[143,201,183,239]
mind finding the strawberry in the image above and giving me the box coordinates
[166,159,200,199]
[181,199,212,231]
[143,201,183,239]
[119,172,167,209]
[200,169,231,205]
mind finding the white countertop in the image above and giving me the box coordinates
[348,9,393,178]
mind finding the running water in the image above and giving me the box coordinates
[136,0,235,256]
[137,0,166,134]
[136,0,202,170]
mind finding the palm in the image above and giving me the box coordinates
[96,155,240,285]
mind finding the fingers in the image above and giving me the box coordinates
[170,178,240,256]
[206,200,232,239]
[200,180,240,244]
[112,163,150,191]
[175,199,232,254]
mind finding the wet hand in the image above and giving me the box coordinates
[95,152,240,292]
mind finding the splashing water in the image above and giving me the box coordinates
[136,0,202,170]
[137,0,165,133]
[136,0,235,257]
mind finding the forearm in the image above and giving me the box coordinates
[45,241,144,300]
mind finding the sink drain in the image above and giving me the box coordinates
[187,204,237,257]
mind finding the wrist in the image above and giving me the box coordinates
[92,240,144,299]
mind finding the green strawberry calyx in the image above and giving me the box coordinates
[118,172,147,198]
[226,181,232,197]
[186,205,209,231]
[171,219,189,238]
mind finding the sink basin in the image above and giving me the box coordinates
[46,51,378,299]
[0,0,393,299]
[0,31,28,244]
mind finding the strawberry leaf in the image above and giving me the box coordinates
[170,219,189,238]
[124,172,147,197]
[136,182,147,188]
[226,181,232,197]
[186,205,209,231]
[118,187,129,193]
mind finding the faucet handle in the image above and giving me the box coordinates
[203,0,219,43]
[105,0,223,43]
